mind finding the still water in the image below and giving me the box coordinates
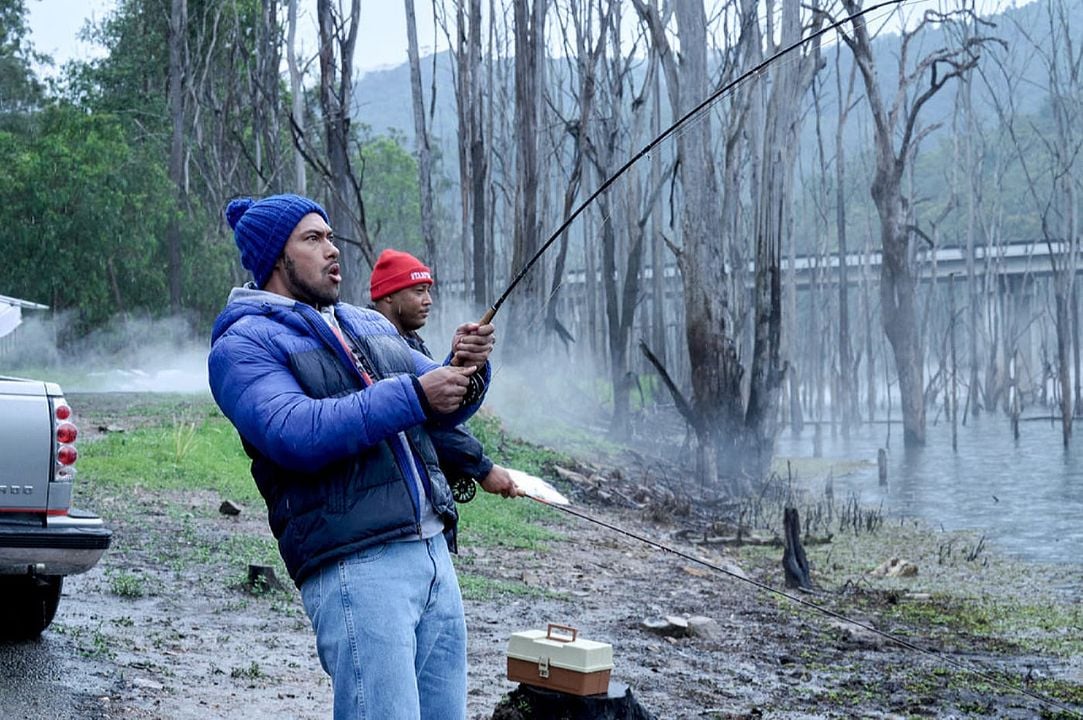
[775,414,1083,566]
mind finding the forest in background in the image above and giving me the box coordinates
[1,0,1081,490]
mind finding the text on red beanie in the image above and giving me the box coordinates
[370,249,433,301]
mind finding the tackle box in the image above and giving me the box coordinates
[506,624,613,696]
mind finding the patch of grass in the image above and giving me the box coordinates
[458,572,556,601]
[79,414,259,503]
[108,570,147,598]
[884,594,1083,656]
[456,489,561,550]
[230,661,264,680]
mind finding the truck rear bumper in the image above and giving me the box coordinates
[0,509,112,575]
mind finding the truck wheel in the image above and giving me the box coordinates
[0,575,63,640]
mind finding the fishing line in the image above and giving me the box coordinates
[478,0,908,325]
[527,495,1083,718]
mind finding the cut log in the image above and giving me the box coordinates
[782,507,813,590]
[491,681,657,720]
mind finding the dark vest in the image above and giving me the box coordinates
[244,310,458,586]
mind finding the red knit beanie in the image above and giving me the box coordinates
[370,249,433,301]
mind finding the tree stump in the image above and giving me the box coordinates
[492,681,657,720]
[243,564,287,594]
[782,506,813,590]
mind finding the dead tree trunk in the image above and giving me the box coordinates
[317,0,374,300]
[782,507,812,590]
[840,1,987,447]
[404,0,437,274]
[633,0,735,486]
[744,0,822,478]
[287,0,307,193]
[508,0,547,348]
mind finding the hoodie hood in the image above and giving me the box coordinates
[210,285,311,345]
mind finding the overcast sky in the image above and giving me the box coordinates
[26,0,440,77]
[26,0,1035,80]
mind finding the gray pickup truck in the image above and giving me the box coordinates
[0,376,111,639]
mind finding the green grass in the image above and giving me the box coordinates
[76,400,567,554]
[457,573,556,601]
[456,489,560,549]
[108,569,148,598]
[79,413,260,502]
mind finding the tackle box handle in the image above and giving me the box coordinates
[546,623,578,643]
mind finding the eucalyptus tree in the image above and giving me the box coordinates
[543,0,608,348]
[287,0,307,192]
[314,0,374,302]
[839,0,990,447]
[743,0,824,477]
[591,3,656,439]
[165,0,187,312]
[66,0,294,319]
[507,0,548,348]
[0,107,174,335]
[437,0,489,303]
[632,0,822,486]
[832,45,861,434]
[404,0,437,278]
[633,0,732,485]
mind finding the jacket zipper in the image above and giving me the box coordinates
[298,305,424,531]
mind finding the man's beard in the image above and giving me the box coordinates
[283,253,339,307]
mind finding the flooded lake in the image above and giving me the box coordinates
[776,414,1083,566]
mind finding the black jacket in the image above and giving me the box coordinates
[404,331,495,482]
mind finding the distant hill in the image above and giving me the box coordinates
[353,1,1068,151]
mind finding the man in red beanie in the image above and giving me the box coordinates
[370,248,521,499]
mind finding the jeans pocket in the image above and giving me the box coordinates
[341,542,390,566]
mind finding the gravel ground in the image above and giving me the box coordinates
[1,393,1080,719]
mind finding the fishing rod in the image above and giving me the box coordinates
[478,0,906,325]
[526,494,1083,718]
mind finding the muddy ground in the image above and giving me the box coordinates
[2,393,1081,719]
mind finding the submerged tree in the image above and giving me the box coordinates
[839,0,990,447]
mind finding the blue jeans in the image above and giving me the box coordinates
[300,534,467,720]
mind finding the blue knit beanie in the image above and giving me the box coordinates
[225,194,330,288]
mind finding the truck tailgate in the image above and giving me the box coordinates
[0,379,53,513]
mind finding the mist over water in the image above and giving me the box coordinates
[777,416,1083,567]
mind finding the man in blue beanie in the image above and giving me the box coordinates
[208,194,498,720]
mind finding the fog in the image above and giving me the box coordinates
[0,304,618,452]
[0,313,210,394]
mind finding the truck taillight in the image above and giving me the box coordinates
[57,422,78,444]
[54,398,78,480]
[57,445,78,466]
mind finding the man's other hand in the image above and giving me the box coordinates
[418,365,477,413]
[449,322,495,368]
[479,464,524,498]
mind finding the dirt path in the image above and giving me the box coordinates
[3,395,1080,719]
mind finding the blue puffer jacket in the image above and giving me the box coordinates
[208,288,488,586]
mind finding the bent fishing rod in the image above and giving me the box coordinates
[478,0,906,325]
[524,494,1081,718]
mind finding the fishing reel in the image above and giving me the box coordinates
[449,474,477,503]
